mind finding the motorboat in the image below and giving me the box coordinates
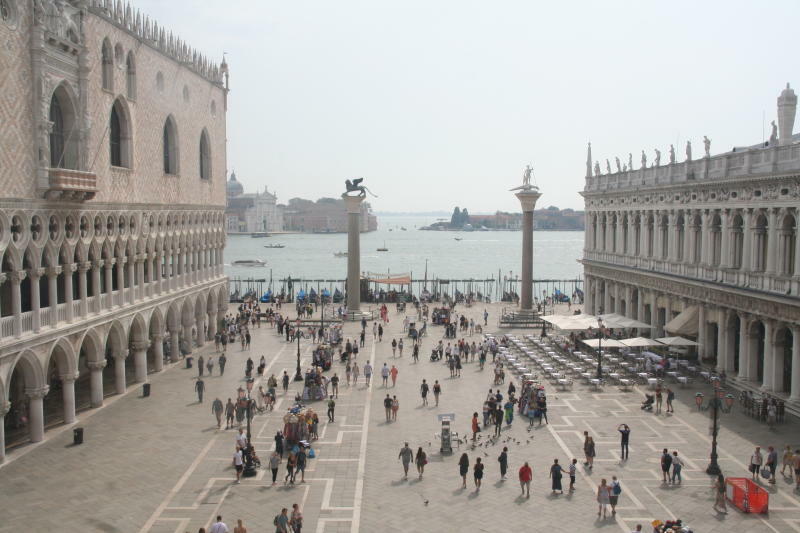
[232,259,266,267]
[334,251,348,257]
[250,232,269,238]
[377,241,388,252]
[454,237,462,241]
[263,244,285,249]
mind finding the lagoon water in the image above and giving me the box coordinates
[225,215,584,286]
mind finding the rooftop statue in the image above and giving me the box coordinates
[615,156,621,173]
[669,144,675,164]
[594,161,601,177]
[686,140,692,162]
[641,150,647,169]
[628,153,633,171]
[770,120,778,144]
[654,149,661,167]
[703,136,711,158]
[605,159,611,174]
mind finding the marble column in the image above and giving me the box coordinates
[152,334,164,372]
[790,326,800,401]
[343,194,366,314]
[697,305,707,360]
[762,320,775,390]
[719,210,730,268]
[0,402,9,463]
[131,341,149,383]
[739,314,751,380]
[516,188,541,310]
[636,289,645,324]
[195,315,206,347]
[793,221,800,279]
[64,264,75,323]
[771,324,785,393]
[30,268,42,333]
[182,323,193,356]
[104,261,114,310]
[26,386,49,443]
[766,209,778,274]
[126,257,136,304]
[135,256,145,301]
[716,315,727,373]
[116,258,126,306]
[624,286,633,317]
[61,373,78,424]
[603,281,612,315]
[207,311,216,340]
[741,210,753,271]
[114,350,128,394]
[11,271,24,337]
[88,360,106,407]
[91,261,102,313]
[78,262,90,318]
[47,267,59,327]
[594,279,602,315]
[170,329,181,363]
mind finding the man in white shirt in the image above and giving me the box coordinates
[381,363,390,387]
[209,515,229,533]
[233,447,244,484]
[363,362,373,386]
[236,428,248,449]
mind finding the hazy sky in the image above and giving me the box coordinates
[138,0,799,212]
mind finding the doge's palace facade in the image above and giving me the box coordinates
[0,0,229,460]
[582,84,800,403]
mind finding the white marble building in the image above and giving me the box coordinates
[0,0,229,460]
[225,172,284,233]
[582,84,800,400]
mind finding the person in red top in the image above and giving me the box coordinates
[471,412,480,442]
[519,461,533,498]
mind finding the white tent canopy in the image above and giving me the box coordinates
[619,337,664,348]
[598,313,653,329]
[544,313,652,331]
[655,336,700,346]
[581,338,628,349]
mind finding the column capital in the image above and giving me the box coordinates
[0,273,6,284]
[134,255,146,264]
[151,333,164,341]
[105,258,116,268]
[115,349,129,359]
[30,267,45,280]
[46,266,62,278]
[63,263,77,274]
[78,261,92,273]
[25,386,50,400]
[0,402,10,417]
[60,372,79,384]
[87,360,107,371]
[10,270,26,283]
[130,340,150,352]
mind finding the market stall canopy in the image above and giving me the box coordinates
[619,337,665,347]
[598,313,653,329]
[655,336,700,346]
[664,305,699,336]
[581,338,628,349]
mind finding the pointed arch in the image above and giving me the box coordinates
[7,350,46,394]
[110,98,132,168]
[44,337,78,378]
[125,50,136,100]
[49,83,79,170]
[163,115,179,175]
[199,128,211,180]
[101,38,114,90]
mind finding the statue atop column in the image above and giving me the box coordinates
[669,144,676,164]
[685,140,692,161]
[769,120,778,144]
[615,156,621,173]
[344,178,377,197]
[654,148,661,167]
[511,164,539,191]
[703,136,711,158]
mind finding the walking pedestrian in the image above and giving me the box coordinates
[372,322,377,340]
[569,458,577,491]
[398,338,404,357]
[233,446,244,484]
[391,396,399,420]
[210,515,229,533]
[378,323,383,341]
[583,431,591,466]
[671,451,683,484]
[330,373,339,397]
[352,362,360,384]
[749,446,763,480]
[420,379,429,406]
[282,371,289,393]
[274,508,289,533]
[458,452,469,488]
[207,356,214,376]
[766,446,778,484]
[474,457,484,491]
[660,448,673,483]
[782,445,794,477]
[383,394,393,422]
[618,424,630,461]
[549,458,564,494]
[284,452,296,484]
[399,442,413,479]
[327,396,336,422]
[471,412,480,442]
[597,478,611,518]
[212,397,224,428]
[195,377,205,403]
[296,448,307,483]
[290,503,303,533]
[609,476,621,515]
[713,472,728,513]
[219,353,227,375]
[585,436,596,468]
[225,398,235,429]
[269,451,281,485]
[494,406,503,437]
[381,363,389,387]
[345,362,352,386]
[655,386,663,414]
[363,362,373,386]
[390,365,398,387]
[391,338,397,356]
[233,518,247,533]
[519,461,532,498]
[666,388,675,413]
[198,355,205,377]
[498,447,509,480]
[433,380,441,406]
[275,431,285,458]
[415,447,427,479]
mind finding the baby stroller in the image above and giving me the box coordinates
[430,349,441,362]
[641,394,654,411]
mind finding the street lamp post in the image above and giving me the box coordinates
[294,325,303,382]
[596,318,604,380]
[695,379,735,476]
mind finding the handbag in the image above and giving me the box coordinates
[761,469,771,479]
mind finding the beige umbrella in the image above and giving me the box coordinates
[598,313,653,329]
[620,337,664,348]
[655,336,700,346]
[581,338,627,349]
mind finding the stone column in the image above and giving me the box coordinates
[30,268,42,333]
[594,279,602,314]
[177,249,184,288]
[515,188,541,310]
[603,281,612,315]
[771,323,785,393]
[114,350,128,394]
[170,329,181,363]
[636,289,645,324]
[639,215,648,257]
[153,253,162,296]
[207,311,216,340]
[64,264,75,323]
[10,271,24,337]
[61,373,78,424]
[762,320,774,390]
[766,208,778,274]
[135,255,144,301]
[0,402,9,463]
[26,386,49,443]
[195,315,206,347]
[697,305,707,360]
[684,214,695,264]
[91,261,102,313]
[116,257,126,306]
[343,194,366,314]
[719,209,730,268]
[88,360,106,407]
[104,260,114,310]
[716,314,727,373]
[624,286,633,317]
[126,257,135,304]
[78,262,90,318]
[790,326,800,401]
[182,323,194,356]
[47,267,59,327]
[152,334,164,372]
[794,220,800,279]
[741,210,753,271]
[738,314,751,380]
[131,341,149,383]
[650,291,660,336]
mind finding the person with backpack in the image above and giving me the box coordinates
[420,379,429,406]
[609,475,622,515]
[212,397,224,429]
[660,448,673,483]
[273,508,289,533]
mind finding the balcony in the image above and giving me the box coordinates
[44,168,97,201]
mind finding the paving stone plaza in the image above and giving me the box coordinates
[1,302,799,532]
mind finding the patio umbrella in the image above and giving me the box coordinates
[581,338,627,349]
[598,313,653,329]
[655,336,700,346]
[619,337,664,348]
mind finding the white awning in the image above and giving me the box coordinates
[581,338,627,349]
[664,306,699,336]
[619,337,664,348]
[656,336,700,347]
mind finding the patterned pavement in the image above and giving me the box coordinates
[2,302,800,532]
